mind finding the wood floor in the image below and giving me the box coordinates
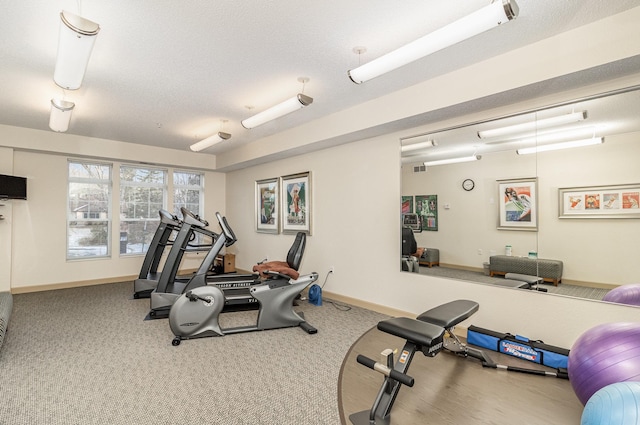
[338,327,583,424]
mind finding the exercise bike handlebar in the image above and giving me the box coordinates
[356,354,415,387]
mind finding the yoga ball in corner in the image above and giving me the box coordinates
[603,283,640,307]
[581,381,640,425]
[568,322,640,405]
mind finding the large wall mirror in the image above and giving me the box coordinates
[401,84,640,305]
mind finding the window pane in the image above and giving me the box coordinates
[69,182,109,219]
[121,166,166,184]
[174,171,204,218]
[68,221,109,258]
[174,171,201,186]
[119,220,161,255]
[174,171,204,244]
[119,165,167,256]
[68,162,110,180]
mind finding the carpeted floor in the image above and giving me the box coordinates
[418,266,611,301]
[0,282,389,425]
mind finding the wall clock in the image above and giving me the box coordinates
[462,179,475,191]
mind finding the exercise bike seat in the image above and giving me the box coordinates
[378,317,445,354]
[416,299,479,329]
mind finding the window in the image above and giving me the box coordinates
[67,161,112,259]
[173,171,204,218]
[119,166,167,255]
[173,171,207,245]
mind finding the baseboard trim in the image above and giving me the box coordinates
[560,279,617,289]
[322,291,413,318]
[322,291,468,338]
[11,275,138,294]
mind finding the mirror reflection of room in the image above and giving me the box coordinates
[401,86,640,303]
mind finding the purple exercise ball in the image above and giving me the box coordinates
[568,322,640,405]
[603,283,640,306]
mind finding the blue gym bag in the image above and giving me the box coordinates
[467,325,569,369]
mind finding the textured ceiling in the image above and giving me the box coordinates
[1,0,639,162]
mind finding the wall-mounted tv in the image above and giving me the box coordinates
[0,174,27,200]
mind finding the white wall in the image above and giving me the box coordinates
[403,132,640,286]
[0,147,14,292]
[225,130,640,349]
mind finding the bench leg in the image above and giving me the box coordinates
[349,340,420,425]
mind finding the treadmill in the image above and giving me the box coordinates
[133,209,182,299]
[147,210,259,320]
[133,209,219,299]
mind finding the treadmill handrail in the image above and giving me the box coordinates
[159,209,181,226]
[216,212,237,247]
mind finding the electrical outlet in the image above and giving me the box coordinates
[477,249,483,255]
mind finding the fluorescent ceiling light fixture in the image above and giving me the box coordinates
[424,155,481,167]
[54,11,100,90]
[241,94,313,129]
[49,98,75,132]
[479,111,587,139]
[510,126,602,146]
[484,126,603,147]
[516,138,604,155]
[190,132,231,152]
[401,140,436,153]
[347,0,518,84]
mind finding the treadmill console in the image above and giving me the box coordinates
[402,213,421,232]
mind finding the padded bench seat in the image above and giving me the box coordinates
[497,279,532,289]
[490,255,563,286]
[417,248,439,268]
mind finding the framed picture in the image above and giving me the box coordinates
[415,194,438,231]
[559,183,640,218]
[498,178,538,231]
[281,172,311,234]
[401,196,413,214]
[255,177,279,233]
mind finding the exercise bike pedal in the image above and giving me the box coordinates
[300,321,317,334]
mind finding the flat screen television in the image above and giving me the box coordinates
[0,174,27,200]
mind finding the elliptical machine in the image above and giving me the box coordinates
[169,232,318,345]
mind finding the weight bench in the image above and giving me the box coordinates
[351,299,566,424]
[350,300,478,425]
[349,317,446,425]
[505,273,547,292]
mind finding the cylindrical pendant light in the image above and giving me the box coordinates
[54,11,100,90]
[49,99,75,132]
